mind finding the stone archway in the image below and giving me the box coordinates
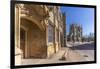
[20,18,47,58]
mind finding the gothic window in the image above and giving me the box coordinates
[48,23,54,42]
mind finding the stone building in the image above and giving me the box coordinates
[15,4,66,65]
[69,24,82,42]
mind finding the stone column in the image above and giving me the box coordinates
[45,20,48,58]
[15,4,22,65]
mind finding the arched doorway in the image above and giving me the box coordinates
[20,18,47,58]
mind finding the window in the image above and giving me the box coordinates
[48,24,54,42]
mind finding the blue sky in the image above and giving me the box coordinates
[60,6,94,36]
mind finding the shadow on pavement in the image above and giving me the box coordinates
[69,43,94,50]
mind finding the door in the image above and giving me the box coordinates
[20,28,26,58]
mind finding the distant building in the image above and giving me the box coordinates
[15,4,66,65]
[69,24,82,42]
[62,12,66,47]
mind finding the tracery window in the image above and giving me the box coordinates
[48,23,54,42]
